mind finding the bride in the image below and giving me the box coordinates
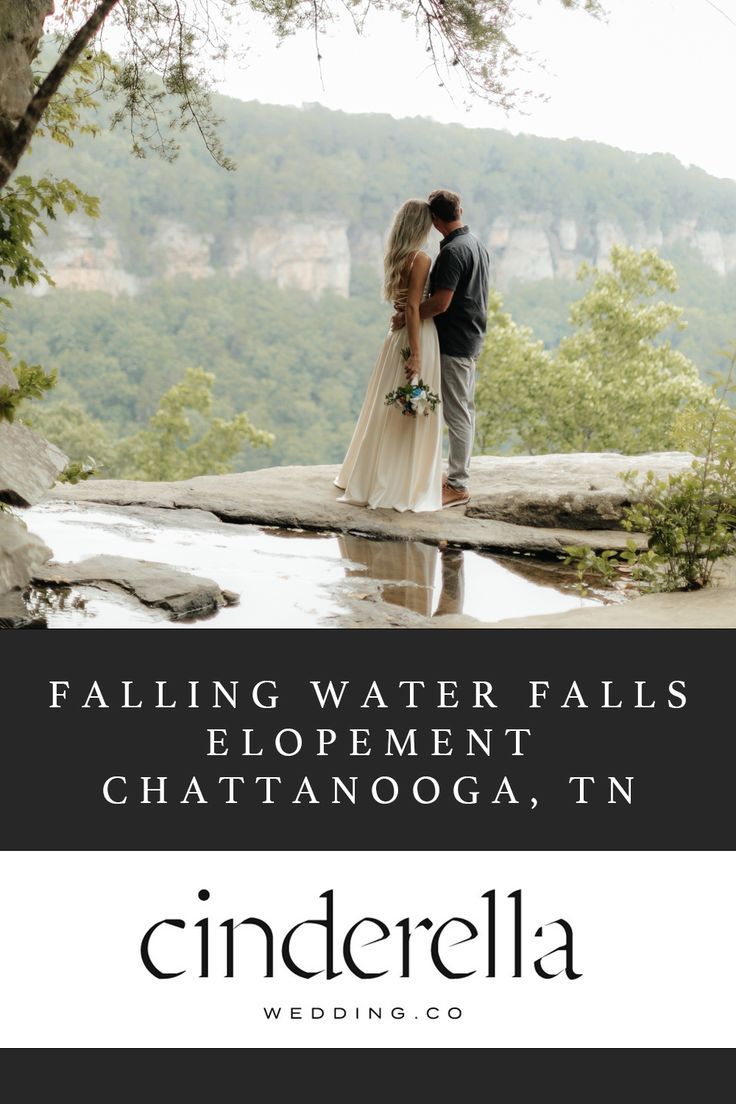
[334,199,443,512]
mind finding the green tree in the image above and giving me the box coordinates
[107,366,273,480]
[477,247,713,455]
[21,398,114,466]
[475,292,555,454]
[565,347,736,593]
[0,48,103,490]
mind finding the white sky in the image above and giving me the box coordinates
[209,0,736,182]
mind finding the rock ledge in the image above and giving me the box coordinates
[49,452,696,555]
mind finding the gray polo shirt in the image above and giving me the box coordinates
[429,226,490,358]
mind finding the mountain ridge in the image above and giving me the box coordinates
[24,97,736,298]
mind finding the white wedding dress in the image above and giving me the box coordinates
[334,283,443,513]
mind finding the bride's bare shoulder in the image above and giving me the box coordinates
[409,251,432,277]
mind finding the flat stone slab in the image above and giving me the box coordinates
[0,512,52,594]
[34,554,236,621]
[465,452,695,529]
[46,453,694,555]
[0,421,68,506]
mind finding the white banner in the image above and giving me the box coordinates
[1,850,732,1048]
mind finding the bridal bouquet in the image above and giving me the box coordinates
[384,348,441,417]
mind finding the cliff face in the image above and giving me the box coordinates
[37,215,353,298]
[227,216,351,297]
[488,211,736,285]
[34,209,736,299]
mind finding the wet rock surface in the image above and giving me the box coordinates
[0,588,46,629]
[0,512,52,593]
[49,453,696,555]
[34,554,236,621]
[22,452,734,629]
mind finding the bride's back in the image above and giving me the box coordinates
[393,251,429,310]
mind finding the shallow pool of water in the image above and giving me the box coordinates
[22,502,608,628]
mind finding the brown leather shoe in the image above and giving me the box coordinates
[442,485,470,509]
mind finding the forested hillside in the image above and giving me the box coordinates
[25,97,736,260]
[9,97,736,472]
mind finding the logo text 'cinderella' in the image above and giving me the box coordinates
[140,889,582,981]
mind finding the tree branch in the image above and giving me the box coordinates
[0,0,121,191]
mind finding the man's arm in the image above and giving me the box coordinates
[420,287,454,319]
[392,287,454,332]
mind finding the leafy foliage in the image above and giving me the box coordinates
[564,348,736,593]
[0,173,98,290]
[562,544,621,593]
[21,398,114,465]
[5,272,386,468]
[23,366,273,480]
[35,48,109,148]
[0,361,57,424]
[475,292,554,453]
[476,247,713,455]
[58,458,99,483]
[105,366,272,480]
[0,54,101,438]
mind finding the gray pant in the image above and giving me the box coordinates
[440,353,477,490]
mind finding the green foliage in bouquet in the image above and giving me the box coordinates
[384,379,441,417]
[384,347,441,417]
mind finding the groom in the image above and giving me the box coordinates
[393,189,490,508]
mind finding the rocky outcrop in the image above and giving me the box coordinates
[49,452,695,556]
[31,202,736,299]
[30,217,142,297]
[488,210,736,288]
[0,513,52,594]
[0,422,68,506]
[153,219,215,282]
[498,223,556,283]
[229,216,351,298]
[0,512,52,628]
[39,215,353,300]
[34,555,238,621]
[349,228,385,276]
[465,452,695,529]
[0,357,62,614]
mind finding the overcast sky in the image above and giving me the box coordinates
[212,0,736,182]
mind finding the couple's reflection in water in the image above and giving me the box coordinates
[337,535,464,618]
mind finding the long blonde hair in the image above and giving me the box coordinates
[383,199,433,302]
